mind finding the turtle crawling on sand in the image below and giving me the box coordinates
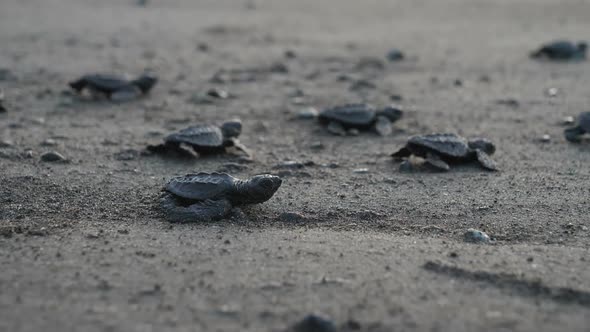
[318,103,403,136]
[530,40,587,61]
[161,172,282,222]
[148,119,249,156]
[69,73,157,101]
[0,89,6,112]
[564,112,590,142]
[392,133,498,172]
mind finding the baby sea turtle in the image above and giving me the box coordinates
[69,73,157,101]
[148,119,249,156]
[0,89,5,112]
[530,40,587,61]
[318,103,403,136]
[161,172,282,222]
[392,133,498,172]
[564,112,590,142]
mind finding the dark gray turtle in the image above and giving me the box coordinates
[530,40,587,61]
[564,112,590,142]
[318,103,403,136]
[0,89,5,112]
[148,119,248,156]
[69,73,157,101]
[161,172,282,222]
[392,133,498,172]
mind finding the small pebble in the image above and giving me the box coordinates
[353,168,369,174]
[347,128,360,136]
[296,107,319,120]
[284,50,297,59]
[540,134,551,143]
[310,141,324,150]
[196,42,209,52]
[563,116,575,125]
[278,212,307,223]
[464,228,490,243]
[207,87,229,99]
[545,87,559,97]
[386,48,405,62]
[41,138,57,146]
[275,160,305,169]
[114,149,139,161]
[40,151,67,162]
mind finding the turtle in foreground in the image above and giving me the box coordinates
[147,119,249,156]
[0,89,5,112]
[318,103,403,136]
[161,172,282,222]
[564,112,590,142]
[69,73,157,101]
[530,40,587,61]
[392,133,498,172]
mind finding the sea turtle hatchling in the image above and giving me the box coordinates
[161,172,282,222]
[0,89,5,112]
[318,103,403,136]
[147,119,249,156]
[69,73,158,101]
[564,112,590,142]
[392,133,498,172]
[530,40,587,61]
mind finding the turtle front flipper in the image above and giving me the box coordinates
[391,146,411,158]
[374,116,393,136]
[225,138,252,158]
[69,78,87,93]
[475,149,498,171]
[161,193,232,222]
[110,86,142,102]
[424,152,450,172]
[326,121,347,136]
[564,126,585,143]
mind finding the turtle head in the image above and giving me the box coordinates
[468,138,496,155]
[221,119,242,138]
[578,42,588,52]
[377,106,403,123]
[241,174,282,204]
[132,73,158,93]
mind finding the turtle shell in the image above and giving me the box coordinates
[76,74,132,93]
[318,104,377,128]
[166,172,237,200]
[165,125,225,149]
[407,133,470,158]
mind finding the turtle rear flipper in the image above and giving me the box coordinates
[475,149,498,171]
[110,86,142,102]
[424,152,450,172]
[391,146,411,159]
[564,126,585,142]
[147,142,198,158]
[161,194,231,222]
